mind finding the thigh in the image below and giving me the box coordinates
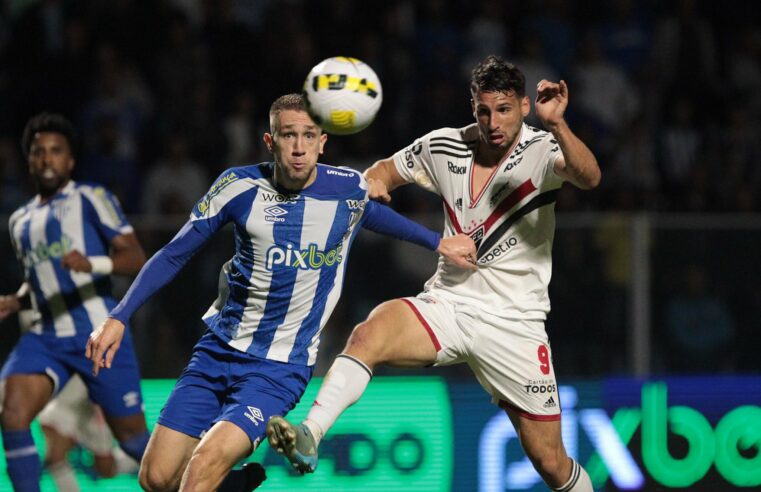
[218,358,313,449]
[142,423,199,482]
[347,297,445,367]
[1,374,56,428]
[468,314,561,420]
[192,421,252,469]
[157,349,227,440]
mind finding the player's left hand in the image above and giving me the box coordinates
[62,250,92,272]
[86,318,125,376]
[535,79,569,131]
[437,234,478,270]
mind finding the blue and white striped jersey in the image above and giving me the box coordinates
[192,163,368,366]
[8,181,133,338]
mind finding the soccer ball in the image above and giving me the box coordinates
[303,57,383,135]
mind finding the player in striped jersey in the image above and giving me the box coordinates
[267,57,601,492]
[0,113,150,492]
[86,94,476,492]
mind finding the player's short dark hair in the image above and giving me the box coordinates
[21,112,77,158]
[470,55,526,98]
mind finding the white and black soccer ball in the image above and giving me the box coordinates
[303,57,383,135]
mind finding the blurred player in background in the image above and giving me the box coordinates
[86,94,476,492]
[268,56,601,492]
[0,112,150,492]
[0,307,137,492]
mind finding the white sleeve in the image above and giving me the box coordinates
[391,133,441,195]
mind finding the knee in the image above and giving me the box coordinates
[138,461,181,492]
[527,447,568,482]
[186,446,230,477]
[345,319,384,357]
[0,399,35,429]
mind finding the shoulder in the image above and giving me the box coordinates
[422,125,478,160]
[74,181,119,204]
[9,202,32,226]
[312,164,366,196]
[522,124,555,146]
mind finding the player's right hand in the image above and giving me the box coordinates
[366,178,392,203]
[86,318,125,376]
[0,294,21,321]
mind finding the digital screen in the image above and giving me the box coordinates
[1,376,759,491]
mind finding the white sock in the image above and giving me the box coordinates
[48,461,80,492]
[112,446,139,475]
[303,354,372,446]
[551,459,593,492]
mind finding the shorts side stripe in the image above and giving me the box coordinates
[499,399,561,421]
[400,298,441,351]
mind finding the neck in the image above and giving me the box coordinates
[273,165,315,192]
[37,180,69,203]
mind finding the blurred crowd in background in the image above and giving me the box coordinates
[0,0,759,379]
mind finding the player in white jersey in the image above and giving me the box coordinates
[86,94,476,492]
[267,56,601,492]
[0,113,150,492]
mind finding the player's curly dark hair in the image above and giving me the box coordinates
[470,55,526,97]
[21,112,77,158]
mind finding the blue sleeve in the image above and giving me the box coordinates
[110,221,210,323]
[360,200,441,251]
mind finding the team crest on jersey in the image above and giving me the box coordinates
[194,172,239,217]
[469,226,484,247]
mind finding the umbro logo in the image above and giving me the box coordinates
[544,396,557,408]
[244,406,265,426]
[264,205,288,223]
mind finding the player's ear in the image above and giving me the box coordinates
[318,132,328,154]
[521,95,530,117]
[263,133,274,153]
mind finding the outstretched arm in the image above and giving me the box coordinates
[361,201,476,270]
[363,157,409,203]
[86,221,210,375]
[535,79,601,190]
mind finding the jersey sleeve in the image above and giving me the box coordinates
[360,200,441,250]
[543,136,566,186]
[189,169,254,236]
[391,131,441,195]
[80,186,134,241]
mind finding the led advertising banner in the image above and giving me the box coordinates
[0,376,759,491]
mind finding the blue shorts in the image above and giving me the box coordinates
[158,331,313,448]
[0,331,144,418]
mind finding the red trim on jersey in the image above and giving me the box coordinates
[469,161,503,208]
[400,298,441,351]
[442,200,463,233]
[481,178,537,233]
[498,399,561,421]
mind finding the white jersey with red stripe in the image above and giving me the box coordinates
[392,123,565,320]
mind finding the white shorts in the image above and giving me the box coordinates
[37,375,115,455]
[402,293,561,420]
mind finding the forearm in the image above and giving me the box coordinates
[550,120,601,190]
[109,233,147,276]
[361,201,440,251]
